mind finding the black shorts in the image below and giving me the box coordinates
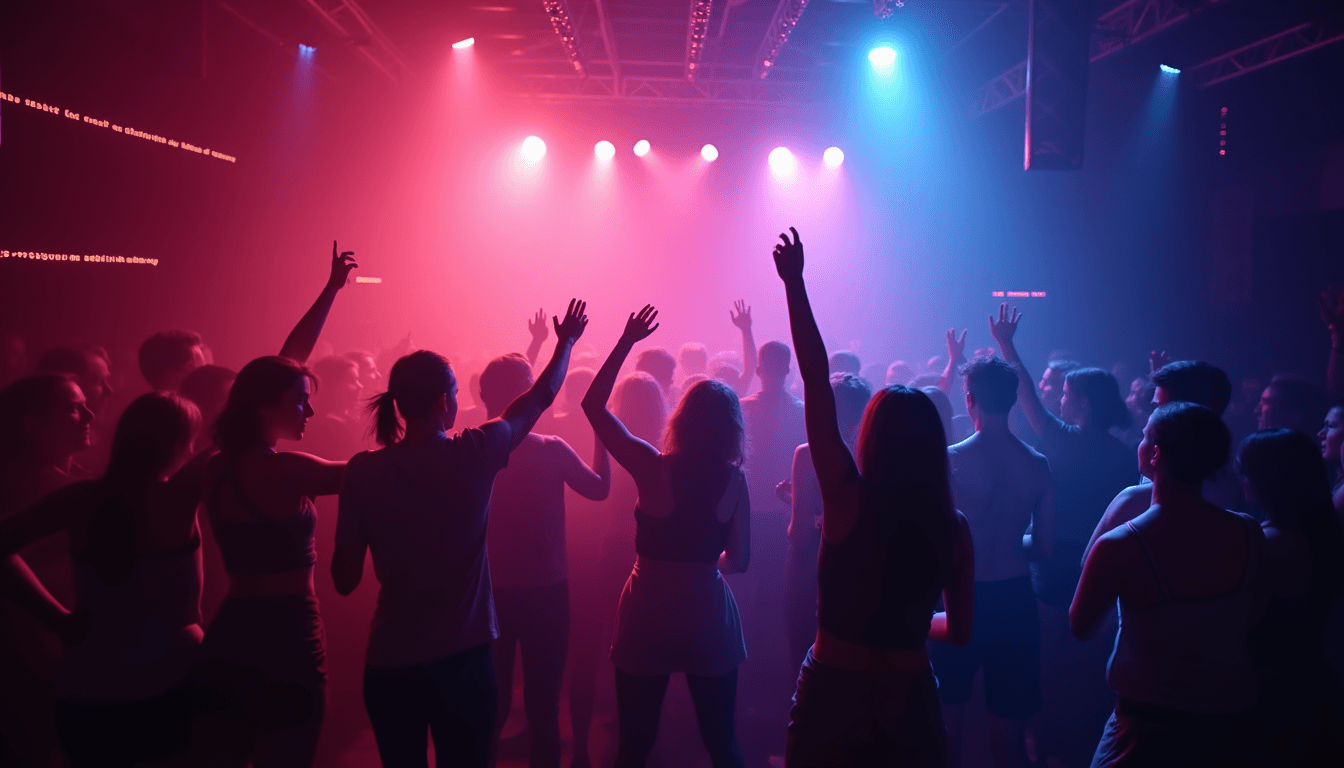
[930,574,1041,720]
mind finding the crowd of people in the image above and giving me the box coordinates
[0,232,1342,768]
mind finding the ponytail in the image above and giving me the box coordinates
[369,350,455,448]
[371,390,403,447]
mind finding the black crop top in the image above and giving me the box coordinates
[634,459,740,564]
[816,490,947,651]
[208,458,317,577]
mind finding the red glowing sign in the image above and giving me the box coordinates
[1,249,160,266]
[355,276,383,284]
[0,91,236,164]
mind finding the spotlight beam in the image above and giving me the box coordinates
[753,0,810,80]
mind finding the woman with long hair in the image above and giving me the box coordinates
[771,229,974,767]
[582,306,751,768]
[331,301,588,768]
[0,392,207,767]
[1072,403,1266,767]
[0,373,96,766]
[191,243,356,767]
[1238,429,1344,765]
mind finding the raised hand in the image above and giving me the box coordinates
[946,328,968,363]
[1149,349,1170,374]
[1320,286,1344,333]
[528,308,549,343]
[328,240,358,289]
[989,303,1021,349]
[553,299,588,344]
[621,305,660,344]
[772,227,804,282]
[730,300,753,331]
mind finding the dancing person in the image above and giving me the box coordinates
[932,357,1055,768]
[719,300,758,398]
[192,242,357,768]
[36,346,114,419]
[332,300,588,768]
[1037,360,1081,420]
[569,370,666,768]
[989,305,1133,768]
[1322,404,1344,518]
[343,350,384,394]
[300,355,367,461]
[478,352,611,768]
[0,374,95,767]
[582,305,751,768]
[782,373,871,668]
[771,228,974,767]
[634,348,676,400]
[936,329,969,400]
[1238,429,1344,765]
[0,392,207,767]
[1072,403,1265,767]
[828,351,860,376]
[1086,361,1236,555]
[139,330,207,392]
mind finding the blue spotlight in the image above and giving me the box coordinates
[869,46,896,75]
[299,44,316,57]
[1159,64,1180,74]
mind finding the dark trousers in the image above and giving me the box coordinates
[613,667,745,768]
[363,643,498,768]
[494,580,570,768]
[56,686,192,768]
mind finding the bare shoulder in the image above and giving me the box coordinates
[1111,484,1153,513]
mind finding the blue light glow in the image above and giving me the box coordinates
[299,44,316,57]
[1159,64,1180,74]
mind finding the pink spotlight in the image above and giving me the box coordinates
[633,139,651,157]
[595,140,616,160]
[452,37,475,49]
[701,144,719,162]
[823,146,844,167]
[768,146,796,175]
[521,135,546,162]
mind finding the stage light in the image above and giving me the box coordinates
[594,140,615,160]
[1159,64,1180,74]
[298,44,317,57]
[869,46,896,75]
[453,37,476,50]
[633,139,651,157]
[701,144,719,162]
[823,147,844,167]
[521,135,547,162]
[768,146,796,175]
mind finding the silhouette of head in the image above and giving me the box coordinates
[139,330,205,391]
[1038,359,1081,415]
[215,357,315,452]
[105,392,201,488]
[312,356,364,419]
[615,372,667,445]
[36,345,113,416]
[0,374,94,464]
[1140,402,1229,484]
[1256,377,1328,434]
[1061,368,1130,430]
[665,379,745,467]
[1151,361,1232,415]
[829,351,861,376]
[679,343,708,378]
[635,348,676,395]
[479,353,534,419]
[757,342,792,391]
[962,357,1019,418]
[371,351,457,447]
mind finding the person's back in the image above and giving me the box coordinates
[949,431,1051,581]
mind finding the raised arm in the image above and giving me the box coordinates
[773,228,860,541]
[499,299,587,452]
[582,306,662,481]
[729,300,757,396]
[937,328,968,397]
[525,308,549,368]
[278,241,358,363]
[990,303,1067,441]
[1321,286,1344,403]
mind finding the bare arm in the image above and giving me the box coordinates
[930,512,975,645]
[525,308,548,368]
[730,300,757,396]
[937,328,968,398]
[559,438,611,501]
[718,473,751,574]
[269,452,347,498]
[990,303,1067,442]
[1084,485,1151,564]
[278,241,358,363]
[499,299,587,452]
[773,228,861,542]
[0,482,96,640]
[582,306,663,482]
[1024,465,1057,561]
[787,444,821,541]
[1071,533,1123,640]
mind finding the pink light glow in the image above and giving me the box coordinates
[452,38,475,49]
[633,139,651,157]
[594,140,616,160]
[701,144,719,162]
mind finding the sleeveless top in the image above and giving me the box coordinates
[208,457,317,576]
[58,495,203,704]
[1106,515,1263,713]
[634,459,737,564]
[817,486,949,651]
